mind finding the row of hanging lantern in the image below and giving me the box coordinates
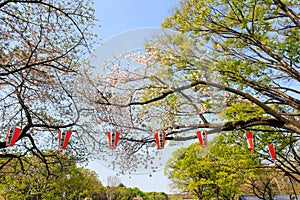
[4,127,276,161]
[5,127,72,153]
[5,128,169,151]
[154,131,208,149]
[244,132,276,161]
[107,131,168,150]
[107,130,276,161]
[106,131,208,150]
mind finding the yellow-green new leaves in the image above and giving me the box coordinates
[0,153,103,200]
[165,137,259,199]
[224,102,265,121]
[161,0,300,134]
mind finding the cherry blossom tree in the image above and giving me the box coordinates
[0,0,97,172]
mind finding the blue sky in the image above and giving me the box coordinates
[88,0,181,193]
[94,0,180,39]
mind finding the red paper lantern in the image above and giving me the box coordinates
[107,131,120,150]
[154,132,166,150]
[58,130,72,150]
[6,127,22,146]
[196,131,208,148]
[244,132,254,152]
[267,144,276,161]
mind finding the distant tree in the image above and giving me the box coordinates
[165,136,260,199]
[246,167,300,199]
[104,184,149,200]
[56,166,104,200]
[106,176,122,200]
[145,191,169,200]
[166,133,300,199]
[131,187,148,200]
[107,176,122,188]
[113,186,135,200]
[0,152,104,199]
